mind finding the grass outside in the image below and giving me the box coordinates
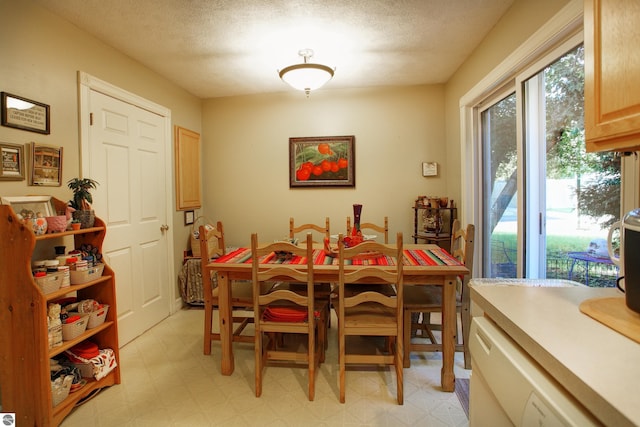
[492,232,618,287]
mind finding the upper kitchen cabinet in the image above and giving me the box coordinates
[585,0,640,152]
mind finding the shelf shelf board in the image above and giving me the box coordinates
[35,226,106,241]
[44,275,112,302]
[48,321,114,358]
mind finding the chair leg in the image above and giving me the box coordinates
[395,340,404,405]
[204,304,213,355]
[319,315,327,363]
[403,309,412,368]
[308,331,315,401]
[461,303,471,369]
[255,329,263,397]
[339,332,346,403]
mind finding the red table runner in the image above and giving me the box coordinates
[213,247,461,267]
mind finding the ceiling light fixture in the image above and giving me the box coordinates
[279,48,335,96]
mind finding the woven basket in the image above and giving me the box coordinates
[86,304,109,329]
[62,314,89,341]
[51,375,73,407]
[69,264,105,285]
[190,216,214,257]
[35,272,64,294]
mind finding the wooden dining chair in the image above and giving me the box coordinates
[289,216,330,242]
[289,216,333,329]
[346,216,389,243]
[336,232,404,404]
[251,233,328,401]
[200,222,260,355]
[403,220,475,369]
[344,216,394,298]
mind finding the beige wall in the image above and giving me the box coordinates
[0,1,202,276]
[443,0,572,202]
[0,0,575,257]
[201,85,446,247]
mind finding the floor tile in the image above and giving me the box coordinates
[62,308,469,426]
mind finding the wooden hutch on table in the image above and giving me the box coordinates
[0,197,120,426]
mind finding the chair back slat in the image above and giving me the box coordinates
[346,216,389,243]
[289,217,330,242]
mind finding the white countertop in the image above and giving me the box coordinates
[470,282,640,427]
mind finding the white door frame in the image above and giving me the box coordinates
[77,71,178,314]
[458,0,583,277]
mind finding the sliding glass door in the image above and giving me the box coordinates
[479,43,621,286]
[481,93,518,278]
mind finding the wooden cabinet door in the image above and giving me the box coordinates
[174,126,202,209]
[585,0,640,152]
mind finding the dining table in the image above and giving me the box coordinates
[205,242,469,392]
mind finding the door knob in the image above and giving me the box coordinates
[160,224,169,232]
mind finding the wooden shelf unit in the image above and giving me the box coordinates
[412,201,457,251]
[0,198,120,427]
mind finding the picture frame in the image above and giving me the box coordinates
[184,210,195,225]
[29,142,63,186]
[289,135,355,188]
[1,92,50,134]
[422,162,438,177]
[0,195,56,217]
[0,142,25,180]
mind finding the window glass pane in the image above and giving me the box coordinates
[481,93,518,278]
[540,45,620,287]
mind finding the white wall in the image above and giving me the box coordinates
[201,85,447,247]
[443,0,572,208]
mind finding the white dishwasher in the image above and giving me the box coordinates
[469,316,601,426]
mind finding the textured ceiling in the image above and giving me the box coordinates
[33,0,515,98]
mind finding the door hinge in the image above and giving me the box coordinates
[89,112,93,126]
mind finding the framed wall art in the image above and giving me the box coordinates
[29,142,63,186]
[0,142,25,181]
[289,135,355,188]
[0,195,56,217]
[184,210,195,225]
[1,92,50,134]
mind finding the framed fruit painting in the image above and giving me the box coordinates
[289,135,355,188]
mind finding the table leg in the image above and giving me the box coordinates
[441,276,456,392]
[218,272,235,375]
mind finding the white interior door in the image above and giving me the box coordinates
[79,73,174,346]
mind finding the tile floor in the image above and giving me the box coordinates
[62,308,470,426]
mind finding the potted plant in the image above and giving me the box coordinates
[67,178,99,229]
[70,219,81,231]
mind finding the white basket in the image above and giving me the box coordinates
[62,314,89,341]
[86,304,109,329]
[69,264,105,285]
[51,375,72,407]
[35,272,64,294]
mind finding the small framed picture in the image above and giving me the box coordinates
[422,162,438,177]
[0,142,25,180]
[1,92,50,134]
[184,210,195,225]
[29,142,63,186]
